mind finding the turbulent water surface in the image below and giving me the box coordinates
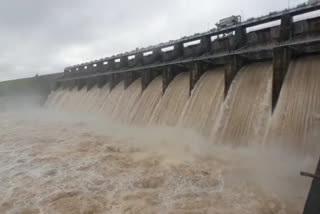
[0,109,315,214]
[1,56,319,213]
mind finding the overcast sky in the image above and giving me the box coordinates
[0,0,308,81]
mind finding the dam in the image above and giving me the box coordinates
[52,2,320,151]
[1,2,320,214]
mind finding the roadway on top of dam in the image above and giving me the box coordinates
[65,2,320,70]
[58,35,320,82]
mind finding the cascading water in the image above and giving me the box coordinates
[179,68,225,136]
[149,72,190,126]
[112,78,142,123]
[130,76,163,125]
[265,55,320,154]
[16,56,319,213]
[212,62,273,146]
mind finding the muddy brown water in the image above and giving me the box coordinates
[1,56,319,213]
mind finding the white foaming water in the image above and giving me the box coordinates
[0,109,315,214]
[6,56,320,213]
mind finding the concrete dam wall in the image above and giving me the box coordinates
[47,55,320,155]
[0,73,62,109]
[48,10,320,156]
